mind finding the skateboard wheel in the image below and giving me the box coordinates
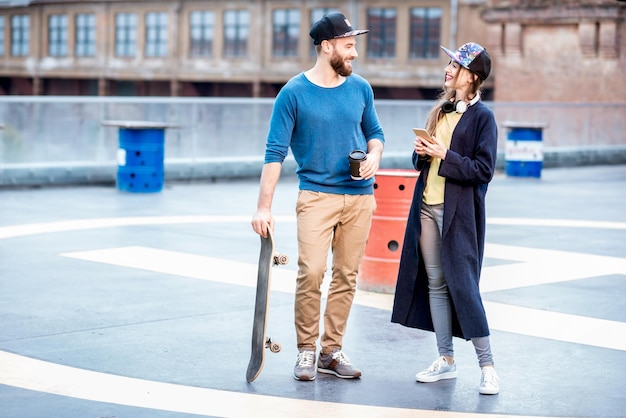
[265,338,281,353]
[273,253,289,265]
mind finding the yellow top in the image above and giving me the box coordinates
[422,112,463,205]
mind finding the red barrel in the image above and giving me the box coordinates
[358,169,420,293]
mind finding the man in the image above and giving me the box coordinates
[251,13,384,381]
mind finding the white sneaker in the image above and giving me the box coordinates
[479,366,500,395]
[294,350,316,381]
[416,356,457,383]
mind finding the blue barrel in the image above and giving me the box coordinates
[116,128,165,192]
[504,122,546,178]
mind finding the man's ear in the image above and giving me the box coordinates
[322,39,333,53]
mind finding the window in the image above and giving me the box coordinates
[11,14,29,56]
[115,13,137,57]
[0,17,4,56]
[272,9,299,57]
[48,14,68,56]
[309,8,340,56]
[145,12,168,57]
[367,8,396,58]
[409,8,441,59]
[75,14,96,57]
[223,9,249,57]
[310,7,340,25]
[189,10,214,57]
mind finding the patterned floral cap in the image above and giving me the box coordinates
[441,42,491,80]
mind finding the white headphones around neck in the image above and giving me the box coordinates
[441,92,481,114]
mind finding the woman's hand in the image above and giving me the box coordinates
[414,137,431,160]
[419,135,447,161]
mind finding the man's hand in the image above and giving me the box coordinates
[251,209,273,238]
[362,139,384,179]
[251,162,281,237]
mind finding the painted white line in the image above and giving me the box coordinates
[0,350,515,418]
[62,246,626,352]
[481,243,626,292]
[487,218,626,230]
[61,246,299,293]
[485,302,626,351]
[2,216,625,240]
[0,215,295,239]
[353,295,626,353]
[1,215,624,417]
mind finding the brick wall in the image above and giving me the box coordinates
[482,0,625,102]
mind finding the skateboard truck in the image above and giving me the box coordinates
[263,254,287,354]
[273,253,288,265]
[265,337,282,353]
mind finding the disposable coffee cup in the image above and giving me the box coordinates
[348,150,367,180]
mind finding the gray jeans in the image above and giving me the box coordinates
[420,202,494,367]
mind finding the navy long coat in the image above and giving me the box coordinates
[391,102,498,339]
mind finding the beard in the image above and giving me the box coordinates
[330,51,353,77]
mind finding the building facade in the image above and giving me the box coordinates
[0,0,492,99]
[0,0,624,101]
[483,0,626,102]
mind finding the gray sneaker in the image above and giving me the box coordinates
[317,350,362,379]
[416,356,458,383]
[294,350,316,381]
[479,366,500,395]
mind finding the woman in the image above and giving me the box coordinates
[391,42,499,395]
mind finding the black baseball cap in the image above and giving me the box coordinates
[309,13,369,46]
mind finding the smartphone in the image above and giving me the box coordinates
[413,128,435,143]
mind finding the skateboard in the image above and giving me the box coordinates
[246,227,289,382]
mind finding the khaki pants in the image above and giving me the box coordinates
[295,190,376,354]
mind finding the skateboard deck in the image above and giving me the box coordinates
[246,227,288,382]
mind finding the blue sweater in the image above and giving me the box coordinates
[264,72,385,195]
